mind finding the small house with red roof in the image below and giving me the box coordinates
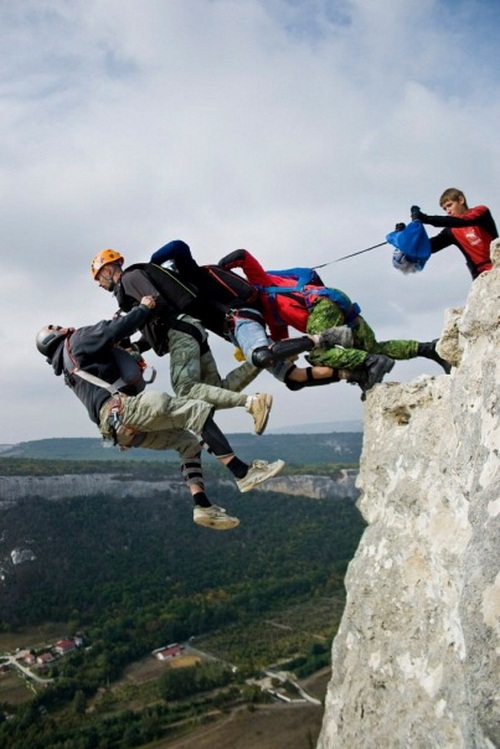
[152,643,184,661]
[53,639,78,656]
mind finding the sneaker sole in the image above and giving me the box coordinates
[254,394,273,435]
[238,459,285,493]
[194,515,240,530]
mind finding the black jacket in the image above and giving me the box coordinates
[115,266,199,355]
[50,305,150,424]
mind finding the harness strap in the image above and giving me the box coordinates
[102,394,146,449]
[63,339,127,394]
[256,283,361,324]
[226,308,264,324]
[105,395,126,446]
[222,307,265,340]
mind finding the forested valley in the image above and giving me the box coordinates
[0,453,365,748]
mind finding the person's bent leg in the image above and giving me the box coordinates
[232,316,303,382]
[415,340,451,373]
[221,360,261,392]
[121,391,213,436]
[169,318,272,431]
[133,425,241,530]
[169,322,249,409]
[173,437,239,529]
[306,299,368,369]
[200,414,285,492]
[284,365,341,390]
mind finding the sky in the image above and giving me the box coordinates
[1,0,499,444]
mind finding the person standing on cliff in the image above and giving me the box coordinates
[35,298,285,531]
[410,188,498,280]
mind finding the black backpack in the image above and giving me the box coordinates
[199,264,259,308]
[148,240,259,316]
[119,263,199,316]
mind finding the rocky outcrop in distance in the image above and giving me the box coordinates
[0,469,359,506]
[250,469,358,499]
[0,474,184,505]
[318,241,500,748]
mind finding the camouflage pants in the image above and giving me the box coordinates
[168,315,260,408]
[167,316,260,492]
[306,298,419,369]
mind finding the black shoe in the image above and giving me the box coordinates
[343,369,369,401]
[364,354,395,390]
[417,340,451,374]
[343,355,394,401]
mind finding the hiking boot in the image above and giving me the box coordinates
[246,393,273,435]
[193,504,240,530]
[337,367,370,401]
[236,459,285,493]
[364,354,395,390]
[343,355,394,401]
[417,340,451,374]
[317,325,354,349]
[339,368,368,387]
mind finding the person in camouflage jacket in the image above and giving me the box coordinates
[219,249,451,378]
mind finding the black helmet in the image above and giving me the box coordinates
[36,325,70,358]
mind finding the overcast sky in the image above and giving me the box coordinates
[1,0,499,445]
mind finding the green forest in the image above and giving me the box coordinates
[0,455,365,748]
[0,430,362,465]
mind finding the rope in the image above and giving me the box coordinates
[313,241,388,269]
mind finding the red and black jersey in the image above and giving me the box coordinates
[422,205,497,279]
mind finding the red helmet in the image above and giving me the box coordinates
[91,249,124,279]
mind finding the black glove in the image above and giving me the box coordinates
[318,325,354,349]
[411,205,424,221]
[394,222,406,232]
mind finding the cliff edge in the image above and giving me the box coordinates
[318,241,500,749]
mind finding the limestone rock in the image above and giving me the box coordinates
[0,471,359,504]
[248,469,359,500]
[318,243,499,748]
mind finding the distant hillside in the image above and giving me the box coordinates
[0,433,363,466]
[267,420,363,434]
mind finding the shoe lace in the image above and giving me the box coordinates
[250,460,269,470]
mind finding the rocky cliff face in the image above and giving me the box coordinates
[318,242,500,748]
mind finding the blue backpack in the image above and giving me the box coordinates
[261,267,361,323]
[386,221,431,274]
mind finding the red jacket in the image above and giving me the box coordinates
[219,250,359,341]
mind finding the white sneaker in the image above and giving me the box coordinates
[193,505,240,530]
[236,459,285,493]
[246,393,273,435]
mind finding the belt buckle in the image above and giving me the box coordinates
[108,394,123,414]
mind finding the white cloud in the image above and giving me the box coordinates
[1,0,498,442]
